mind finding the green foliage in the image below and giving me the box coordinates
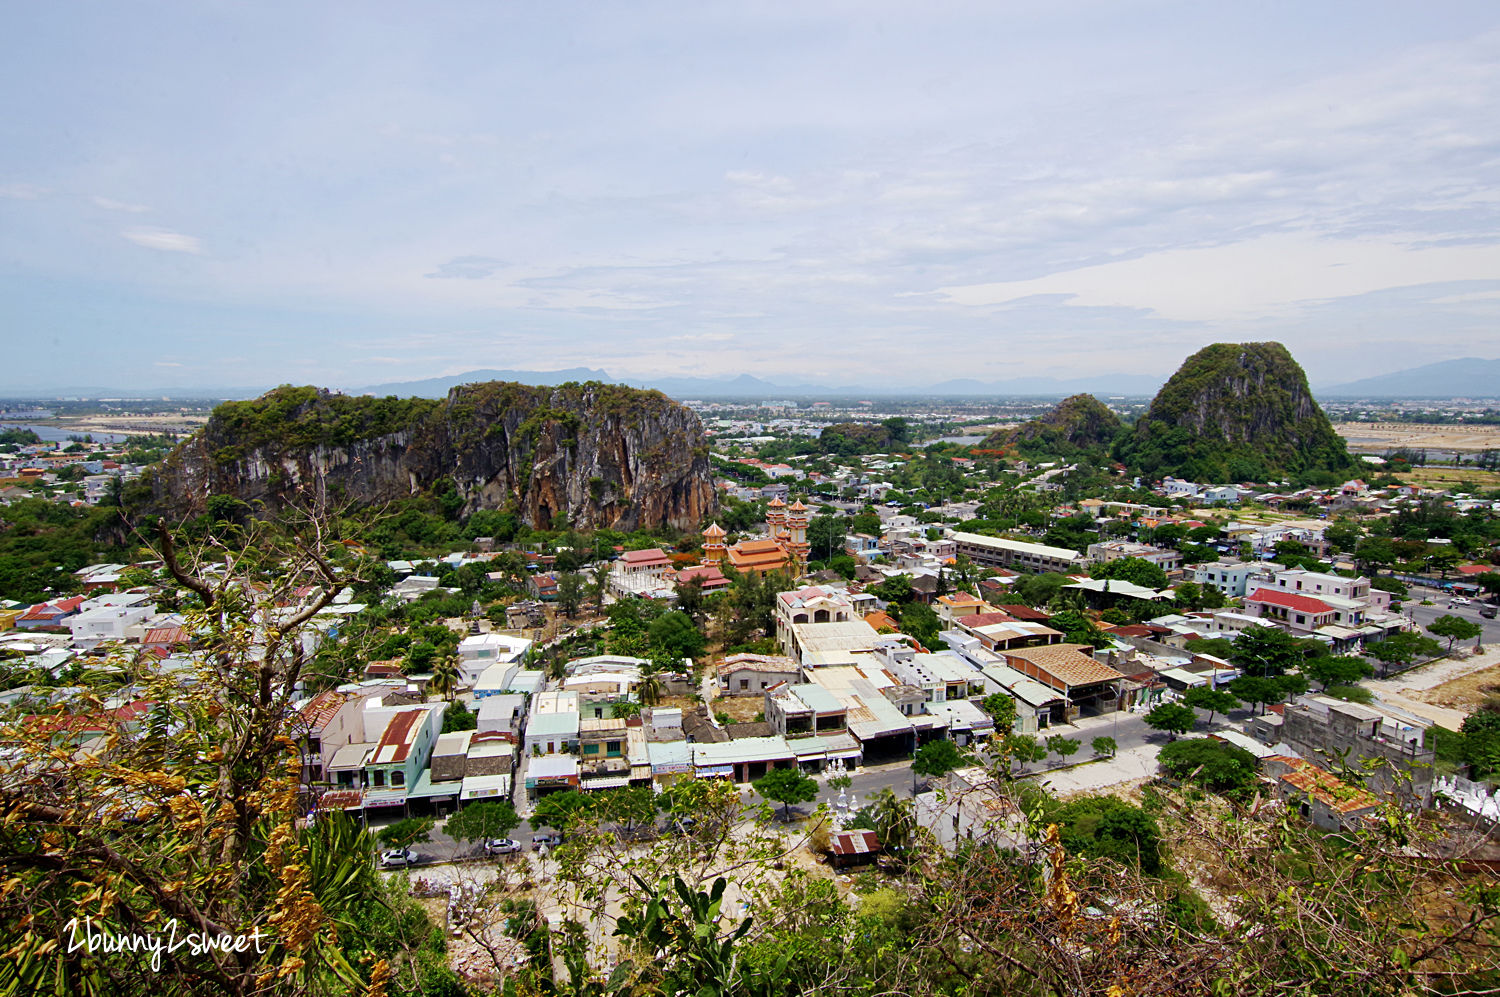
[1181,686,1239,724]
[1157,738,1259,797]
[1045,735,1082,760]
[1459,711,1500,780]
[1091,736,1117,758]
[444,800,521,843]
[441,699,478,733]
[912,739,969,778]
[1364,630,1443,674]
[376,817,435,849]
[531,789,594,833]
[753,766,819,820]
[1428,613,1483,652]
[892,600,941,650]
[1323,684,1375,704]
[987,394,1123,458]
[1048,795,1164,875]
[648,610,707,663]
[1305,655,1373,691]
[981,693,1018,731]
[1092,556,1168,590]
[1048,609,1112,649]
[1144,703,1197,739]
[1116,342,1356,481]
[1230,625,1307,677]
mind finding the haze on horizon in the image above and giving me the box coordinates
[2,2,1499,394]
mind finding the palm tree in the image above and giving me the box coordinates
[429,652,459,701]
[637,671,664,707]
[868,787,914,851]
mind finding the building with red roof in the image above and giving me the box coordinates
[1244,588,1337,634]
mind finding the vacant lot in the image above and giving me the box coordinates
[1335,421,1500,455]
[1396,466,1500,490]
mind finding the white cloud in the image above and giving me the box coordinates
[91,196,149,213]
[937,233,1500,322]
[122,229,203,254]
[0,183,48,199]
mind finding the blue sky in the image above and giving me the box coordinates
[3,2,1499,392]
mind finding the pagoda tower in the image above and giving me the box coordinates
[783,500,811,570]
[765,496,787,542]
[701,522,727,563]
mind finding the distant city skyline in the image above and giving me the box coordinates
[3,3,1499,392]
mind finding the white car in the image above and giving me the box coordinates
[484,837,522,855]
[1450,597,1471,607]
[379,847,418,869]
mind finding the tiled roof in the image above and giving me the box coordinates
[1246,588,1334,615]
[622,547,672,565]
[1004,644,1125,690]
[1271,758,1380,813]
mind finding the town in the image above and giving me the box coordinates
[4,382,1500,992]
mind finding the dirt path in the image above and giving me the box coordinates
[1364,647,1500,729]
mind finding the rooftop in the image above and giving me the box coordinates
[1003,644,1125,690]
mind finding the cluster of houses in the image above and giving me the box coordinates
[0,437,145,506]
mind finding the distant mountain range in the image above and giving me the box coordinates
[6,358,1498,402]
[1314,358,1500,399]
[353,368,1170,399]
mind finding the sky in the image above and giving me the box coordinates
[2,1,1499,393]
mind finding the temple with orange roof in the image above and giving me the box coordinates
[701,496,810,577]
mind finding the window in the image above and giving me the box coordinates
[391,771,404,787]
[739,679,749,691]
[583,743,599,754]
[607,740,622,755]
[1295,614,1305,624]
[371,771,385,787]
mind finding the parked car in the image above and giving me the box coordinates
[531,832,563,849]
[484,837,522,855]
[379,847,419,869]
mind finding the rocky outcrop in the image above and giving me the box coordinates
[1119,342,1355,481]
[983,394,1122,453]
[149,381,716,530]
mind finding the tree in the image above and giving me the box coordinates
[594,785,659,833]
[0,515,461,995]
[428,650,459,700]
[912,739,968,780]
[806,514,847,562]
[1158,738,1258,796]
[531,789,594,834]
[445,800,521,845]
[1144,703,1196,740]
[1428,614,1483,653]
[1460,711,1500,779]
[442,698,479,732]
[1305,655,1373,691]
[674,573,707,622]
[1229,625,1307,677]
[1045,735,1081,762]
[897,601,942,650]
[1091,736,1117,758]
[557,571,586,617]
[1181,686,1239,725]
[1230,675,1287,715]
[1365,630,1442,676]
[1091,556,1168,590]
[1048,609,1112,649]
[981,692,1018,733]
[753,766,819,821]
[376,817,435,849]
[649,610,706,664]
[1007,734,1048,773]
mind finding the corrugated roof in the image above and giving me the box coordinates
[1247,588,1334,615]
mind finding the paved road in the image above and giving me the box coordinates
[1401,583,1500,645]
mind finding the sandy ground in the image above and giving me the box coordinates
[1365,646,1500,729]
[1028,744,1158,800]
[1334,421,1500,454]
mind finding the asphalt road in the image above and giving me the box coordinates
[1400,583,1500,646]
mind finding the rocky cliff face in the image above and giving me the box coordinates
[983,394,1121,453]
[1121,342,1355,481]
[150,381,717,530]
